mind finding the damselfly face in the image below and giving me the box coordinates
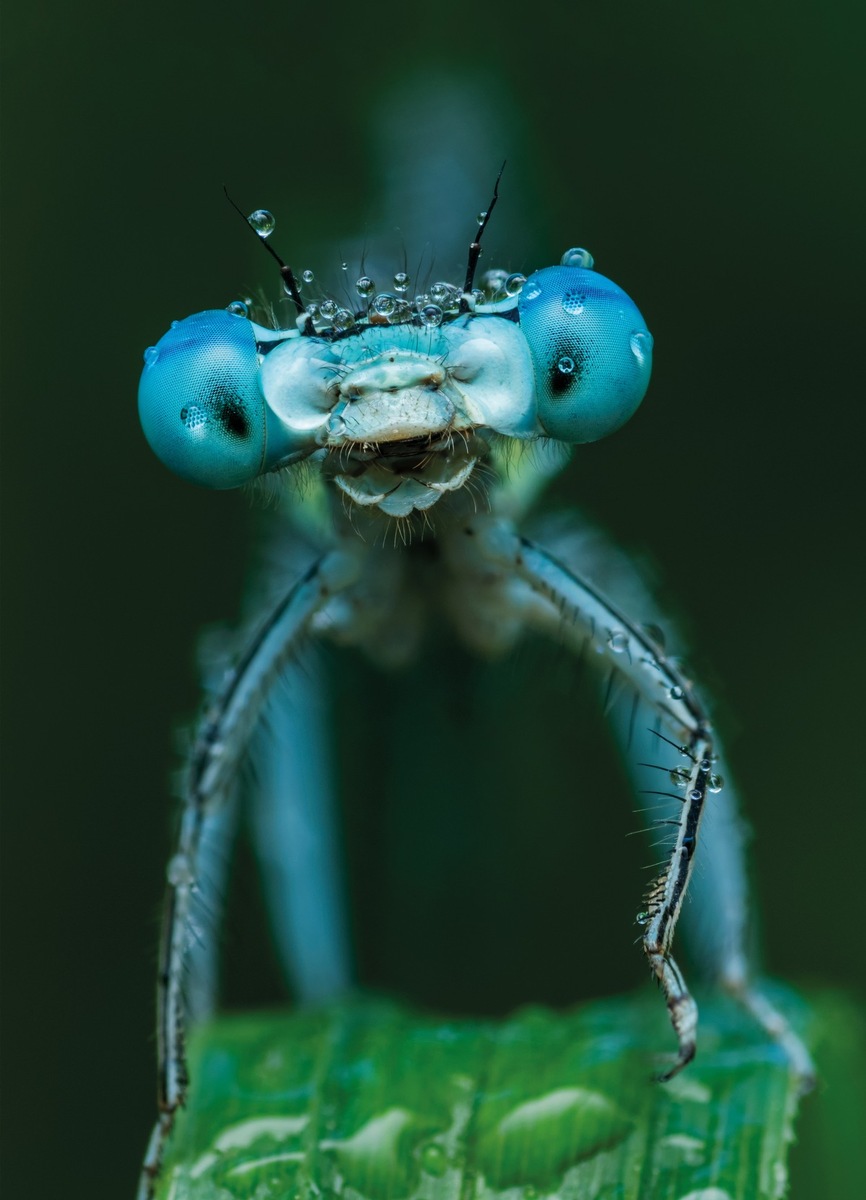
[139,252,653,517]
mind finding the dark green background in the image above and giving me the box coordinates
[2,3,863,1196]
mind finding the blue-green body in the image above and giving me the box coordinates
[136,223,813,1199]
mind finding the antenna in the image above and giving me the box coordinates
[461,161,506,306]
[223,187,305,315]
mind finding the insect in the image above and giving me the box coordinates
[136,180,813,1196]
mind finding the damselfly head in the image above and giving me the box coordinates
[140,192,652,516]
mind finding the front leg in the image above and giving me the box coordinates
[138,548,360,1200]
[469,516,812,1085]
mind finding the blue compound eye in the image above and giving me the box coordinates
[518,265,653,443]
[139,310,270,488]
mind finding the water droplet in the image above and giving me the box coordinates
[247,208,276,238]
[372,292,397,318]
[143,346,159,366]
[670,766,690,788]
[430,281,454,305]
[414,292,430,310]
[689,789,702,802]
[699,759,712,773]
[332,308,355,332]
[305,301,320,318]
[630,329,654,364]
[226,300,248,317]
[480,267,508,294]
[669,685,684,701]
[561,246,595,269]
[709,774,724,793]
[470,288,486,306]
[608,630,628,654]
[319,298,338,319]
[556,355,575,375]
[167,854,193,888]
[393,271,410,293]
[505,272,526,296]
[419,304,443,328]
[562,289,586,315]
[355,275,375,298]
[301,268,315,284]
[477,210,488,226]
[636,910,650,925]
[420,1143,447,1176]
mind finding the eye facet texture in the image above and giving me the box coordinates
[138,310,270,489]
[518,266,653,443]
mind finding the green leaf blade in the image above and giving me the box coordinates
[158,987,813,1200]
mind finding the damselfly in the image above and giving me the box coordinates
[136,180,813,1196]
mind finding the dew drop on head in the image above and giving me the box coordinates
[372,293,397,318]
[419,304,443,328]
[480,268,508,295]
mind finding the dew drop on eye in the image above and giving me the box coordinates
[630,329,653,365]
[560,246,595,269]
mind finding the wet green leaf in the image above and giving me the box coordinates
[158,986,814,1200]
